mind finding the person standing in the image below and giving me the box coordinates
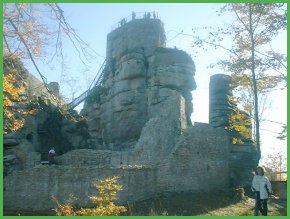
[251,166,272,216]
[132,11,136,20]
[147,12,151,19]
[48,147,56,165]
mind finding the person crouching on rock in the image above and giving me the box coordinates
[251,166,272,216]
[48,147,56,165]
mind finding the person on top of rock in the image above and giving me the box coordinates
[251,166,272,216]
[147,12,151,19]
[132,11,136,20]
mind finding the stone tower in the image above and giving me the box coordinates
[82,17,196,149]
[106,18,166,59]
[209,74,233,128]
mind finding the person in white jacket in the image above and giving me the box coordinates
[251,166,272,216]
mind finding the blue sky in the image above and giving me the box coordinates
[23,3,287,163]
[31,3,232,112]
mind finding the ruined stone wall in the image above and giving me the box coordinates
[4,166,158,211]
[158,123,230,192]
[57,116,186,167]
[4,122,231,211]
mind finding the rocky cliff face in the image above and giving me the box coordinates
[3,57,92,176]
[82,19,196,149]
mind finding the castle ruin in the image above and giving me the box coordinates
[4,16,258,212]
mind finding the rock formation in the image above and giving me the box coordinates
[4,17,258,213]
[3,57,92,176]
[81,18,195,149]
[209,74,233,128]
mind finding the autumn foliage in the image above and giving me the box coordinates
[54,176,127,216]
[3,56,37,134]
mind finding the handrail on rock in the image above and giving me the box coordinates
[68,59,106,109]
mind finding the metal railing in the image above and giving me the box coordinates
[69,12,160,109]
[68,59,106,109]
[110,11,159,31]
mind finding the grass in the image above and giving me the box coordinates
[123,190,287,216]
[199,199,258,216]
[199,195,287,216]
[4,191,287,216]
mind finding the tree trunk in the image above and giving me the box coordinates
[249,4,261,160]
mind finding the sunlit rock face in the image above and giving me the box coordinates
[82,18,196,149]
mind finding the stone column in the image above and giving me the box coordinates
[209,74,233,128]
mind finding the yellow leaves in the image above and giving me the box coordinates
[4,72,24,101]
[82,176,126,215]
[228,109,252,144]
[55,204,75,216]
[230,73,252,88]
[4,72,25,134]
[243,103,253,114]
[54,176,127,216]
[77,204,127,216]
[4,3,50,59]
[3,67,37,134]
[227,95,252,144]
[21,109,38,115]
[93,176,123,205]
[232,138,244,145]
[53,193,77,216]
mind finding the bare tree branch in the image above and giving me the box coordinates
[3,34,12,53]
[6,17,49,90]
